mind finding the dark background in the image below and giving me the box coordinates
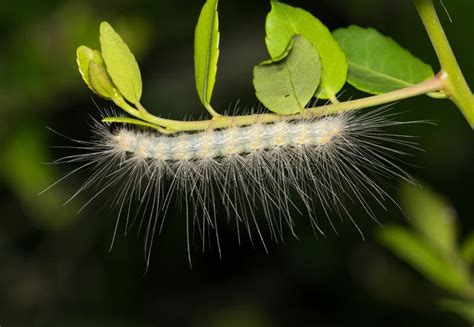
[0,0,473,326]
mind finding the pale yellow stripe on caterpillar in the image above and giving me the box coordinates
[111,115,345,162]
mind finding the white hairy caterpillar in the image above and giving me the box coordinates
[49,108,417,265]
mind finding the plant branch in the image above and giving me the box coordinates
[414,0,474,128]
[107,75,443,133]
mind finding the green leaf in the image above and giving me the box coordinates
[333,25,434,94]
[77,46,100,95]
[88,61,118,100]
[3,126,78,229]
[102,117,164,131]
[439,298,474,323]
[76,46,117,100]
[253,35,321,115]
[400,182,457,254]
[461,234,474,264]
[265,2,347,99]
[194,0,220,110]
[377,226,470,296]
[100,21,142,105]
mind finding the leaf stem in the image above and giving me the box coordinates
[329,95,341,104]
[101,116,172,133]
[205,104,222,117]
[135,102,148,113]
[414,0,474,128]
[108,75,443,133]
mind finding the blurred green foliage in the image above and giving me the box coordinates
[0,0,472,326]
[378,182,474,323]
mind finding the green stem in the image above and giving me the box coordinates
[109,76,443,133]
[205,103,222,117]
[102,116,173,133]
[414,0,474,128]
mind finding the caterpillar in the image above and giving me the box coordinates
[48,108,417,265]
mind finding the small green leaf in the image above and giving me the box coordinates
[88,61,117,100]
[377,226,470,296]
[333,25,434,94]
[77,46,99,94]
[194,0,220,110]
[77,46,117,100]
[400,182,457,254]
[265,2,347,99]
[253,35,321,115]
[102,117,164,131]
[100,21,142,105]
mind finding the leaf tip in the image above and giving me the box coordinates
[99,21,113,34]
[76,45,92,57]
